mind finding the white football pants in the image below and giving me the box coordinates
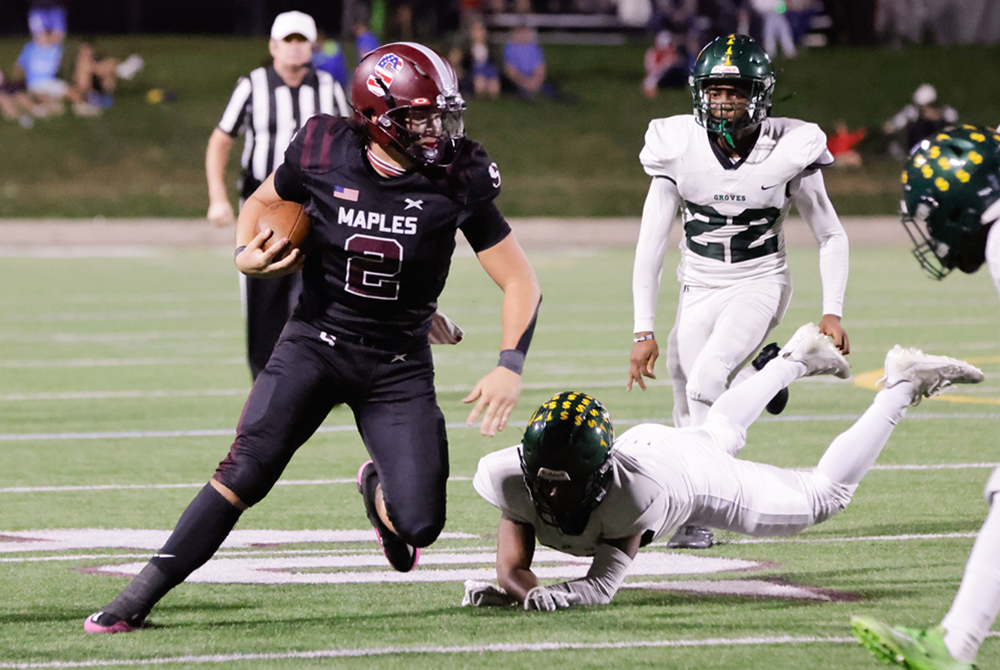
[662,355,911,537]
[667,271,792,428]
[941,465,1000,664]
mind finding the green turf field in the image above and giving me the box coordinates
[1,241,999,668]
[1,37,999,219]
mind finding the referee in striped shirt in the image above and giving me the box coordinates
[206,10,349,379]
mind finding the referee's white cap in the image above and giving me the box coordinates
[271,11,317,42]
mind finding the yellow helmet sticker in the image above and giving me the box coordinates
[956,169,970,183]
[935,177,950,191]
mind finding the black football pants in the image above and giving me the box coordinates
[215,319,449,548]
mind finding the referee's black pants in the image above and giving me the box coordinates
[215,319,449,548]
[244,272,302,380]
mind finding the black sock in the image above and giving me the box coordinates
[102,483,243,622]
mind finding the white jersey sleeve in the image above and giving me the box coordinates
[473,446,537,525]
[633,176,681,334]
[789,168,849,317]
[987,221,1000,301]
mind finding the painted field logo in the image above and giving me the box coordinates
[1,529,856,601]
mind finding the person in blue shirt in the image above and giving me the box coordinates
[502,24,571,102]
[312,36,350,90]
[354,19,380,63]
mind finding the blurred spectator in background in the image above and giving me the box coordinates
[312,32,350,90]
[0,67,33,123]
[503,23,568,102]
[451,16,500,99]
[15,17,100,117]
[750,0,797,58]
[883,83,959,158]
[73,44,144,110]
[28,0,66,45]
[785,0,820,46]
[205,10,350,380]
[354,17,381,63]
[827,119,865,168]
[642,30,687,97]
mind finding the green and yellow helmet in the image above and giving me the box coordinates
[901,125,1000,279]
[690,34,775,138]
[519,392,614,536]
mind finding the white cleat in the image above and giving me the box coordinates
[879,345,984,406]
[778,323,850,379]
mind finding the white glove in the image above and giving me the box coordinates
[461,580,514,607]
[523,585,582,611]
[428,309,464,345]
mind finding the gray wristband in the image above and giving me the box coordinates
[498,349,525,375]
[235,245,247,259]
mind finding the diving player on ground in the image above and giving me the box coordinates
[465,324,981,611]
[85,43,542,634]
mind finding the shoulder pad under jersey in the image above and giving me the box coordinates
[640,115,694,178]
[766,117,834,172]
[295,114,358,174]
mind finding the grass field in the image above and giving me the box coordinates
[1,37,1000,219]
[1,238,999,668]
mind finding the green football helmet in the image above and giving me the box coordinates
[519,392,615,536]
[901,124,1000,279]
[690,34,775,141]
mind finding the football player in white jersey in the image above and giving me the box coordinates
[628,33,851,550]
[463,323,982,612]
[852,126,1000,670]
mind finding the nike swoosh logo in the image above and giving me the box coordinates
[761,184,780,190]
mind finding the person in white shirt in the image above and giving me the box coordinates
[628,34,850,549]
[852,125,1000,670]
[464,323,982,612]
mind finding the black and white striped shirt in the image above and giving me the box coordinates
[218,65,349,195]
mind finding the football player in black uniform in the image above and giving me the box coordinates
[85,42,542,634]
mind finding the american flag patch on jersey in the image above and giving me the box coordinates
[334,185,359,201]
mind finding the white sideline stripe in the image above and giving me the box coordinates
[0,636,861,668]
[0,477,470,494]
[5,411,1000,443]
[0,379,668,401]
[3,464,997,495]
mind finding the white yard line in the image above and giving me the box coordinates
[0,636,869,668]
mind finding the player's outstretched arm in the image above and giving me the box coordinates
[792,170,850,353]
[495,517,540,603]
[464,234,541,436]
[234,174,304,279]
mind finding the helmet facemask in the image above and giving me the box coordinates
[692,75,773,143]
[380,92,466,166]
[519,447,613,536]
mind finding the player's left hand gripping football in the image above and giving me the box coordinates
[818,314,850,354]
[464,366,521,437]
[235,227,305,279]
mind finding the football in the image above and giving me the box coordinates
[254,201,310,256]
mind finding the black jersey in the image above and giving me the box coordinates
[274,115,511,346]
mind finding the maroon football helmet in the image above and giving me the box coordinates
[352,42,466,166]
